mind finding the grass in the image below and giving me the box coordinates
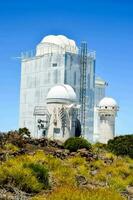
[31,186,124,200]
[3,143,19,152]
[0,151,49,193]
[0,145,133,199]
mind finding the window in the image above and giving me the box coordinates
[53,128,60,134]
[52,63,57,67]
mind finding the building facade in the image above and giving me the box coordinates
[93,77,107,142]
[94,77,107,106]
[96,97,119,143]
[19,35,95,141]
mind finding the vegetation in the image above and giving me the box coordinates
[64,137,92,152]
[24,162,49,188]
[0,131,133,199]
[3,143,19,152]
[0,152,49,193]
[32,187,124,200]
[107,135,133,158]
[18,127,31,138]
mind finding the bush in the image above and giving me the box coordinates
[24,163,49,188]
[64,137,91,152]
[18,127,31,138]
[107,135,133,158]
[0,156,49,193]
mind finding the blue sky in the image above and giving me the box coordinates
[0,0,133,134]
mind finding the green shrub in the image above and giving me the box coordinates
[18,127,31,138]
[0,156,49,193]
[107,135,133,158]
[64,137,91,152]
[24,163,49,188]
[0,162,43,193]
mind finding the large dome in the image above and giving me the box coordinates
[36,35,78,55]
[46,84,77,104]
[99,97,118,109]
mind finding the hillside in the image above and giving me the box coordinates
[0,132,133,200]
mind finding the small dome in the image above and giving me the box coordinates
[46,84,77,104]
[36,35,78,55]
[99,97,118,109]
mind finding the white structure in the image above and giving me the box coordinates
[95,97,119,143]
[19,34,119,143]
[93,77,107,142]
[94,77,108,106]
[44,84,80,141]
[19,35,95,140]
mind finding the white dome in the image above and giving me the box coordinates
[46,84,77,104]
[99,97,118,108]
[36,35,78,55]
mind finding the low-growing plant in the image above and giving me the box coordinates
[4,143,19,152]
[107,135,133,158]
[64,137,91,152]
[24,163,49,188]
[31,186,124,200]
[93,142,107,151]
[0,154,49,193]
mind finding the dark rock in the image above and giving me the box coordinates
[70,152,77,156]
[48,140,63,148]
[0,185,31,200]
[53,149,67,159]
[75,175,88,186]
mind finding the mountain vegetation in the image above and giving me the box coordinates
[0,129,133,200]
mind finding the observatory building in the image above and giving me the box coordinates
[94,97,119,143]
[19,35,95,141]
[93,77,108,142]
[46,84,80,141]
[34,84,81,141]
[19,34,119,143]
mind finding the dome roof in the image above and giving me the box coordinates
[46,84,77,104]
[99,97,118,108]
[36,35,78,55]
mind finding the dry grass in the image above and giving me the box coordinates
[0,147,132,199]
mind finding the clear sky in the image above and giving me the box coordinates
[0,0,133,134]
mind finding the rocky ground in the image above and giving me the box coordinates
[0,137,133,200]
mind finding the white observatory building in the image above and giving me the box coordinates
[19,34,119,143]
[19,35,95,140]
[43,84,80,141]
[95,97,119,144]
[33,84,80,141]
[93,77,108,142]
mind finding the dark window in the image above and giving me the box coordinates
[52,63,57,67]
[53,128,60,134]
[105,106,107,109]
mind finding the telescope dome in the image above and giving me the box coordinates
[99,97,118,109]
[46,84,77,104]
[36,35,78,55]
